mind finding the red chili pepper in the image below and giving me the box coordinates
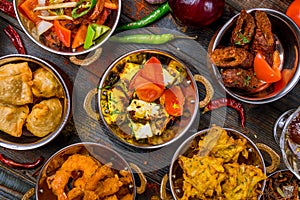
[0,0,16,18]
[4,25,26,54]
[203,98,245,128]
[0,153,44,169]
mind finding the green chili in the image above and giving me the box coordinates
[72,0,97,19]
[116,2,171,32]
[84,23,110,49]
[109,33,197,44]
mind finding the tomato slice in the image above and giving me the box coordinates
[254,52,281,83]
[162,86,185,116]
[140,56,164,89]
[134,75,164,102]
[286,0,300,28]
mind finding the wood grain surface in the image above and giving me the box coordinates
[0,0,299,199]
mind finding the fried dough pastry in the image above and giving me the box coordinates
[32,67,64,98]
[210,46,254,68]
[0,103,29,137]
[231,9,256,46]
[26,98,62,137]
[0,62,32,77]
[0,73,33,105]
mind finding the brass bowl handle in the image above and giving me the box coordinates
[129,163,147,194]
[22,188,35,200]
[83,88,100,121]
[256,143,280,174]
[194,74,214,108]
[69,48,102,66]
[160,174,174,200]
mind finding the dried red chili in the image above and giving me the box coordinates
[4,25,26,54]
[0,153,44,169]
[0,0,16,18]
[203,98,245,128]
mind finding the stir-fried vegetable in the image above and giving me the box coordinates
[72,0,98,19]
[18,0,118,52]
[53,20,71,47]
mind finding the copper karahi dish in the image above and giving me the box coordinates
[209,8,300,104]
[0,54,70,150]
[166,125,279,200]
[35,142,146,200]
[14,0,121,56]
[84,49,214,149]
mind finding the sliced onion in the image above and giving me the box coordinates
[37,20,53,36]
[38,0,46,6]
[34,2,77,11]
[38,15,73,21]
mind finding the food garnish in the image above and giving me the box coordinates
[4,25,26,54]
[0,153,43,169]
[203,98,245,128]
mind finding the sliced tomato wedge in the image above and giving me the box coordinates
[140,56,164,89]
[254,52,281,83]
[161,86,185,117]
[134,75,164,102]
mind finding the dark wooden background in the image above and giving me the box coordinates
[0,0,299,199]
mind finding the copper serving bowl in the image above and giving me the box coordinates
[0,54,71,150]
[31,142,146,200]
[84,49,214,149]
[13,0,121,56]
[161,126,280,199]
[209,8,300,104]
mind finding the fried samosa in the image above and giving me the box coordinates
[0,73,33,105]
[26,98,62,137]
[32,68,64,98]
[0,62,32,77]
[0,103,29,137]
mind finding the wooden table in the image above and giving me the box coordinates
[0,0,299,199]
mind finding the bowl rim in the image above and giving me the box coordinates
[280,106,300,180]
[13,0,122,56]
[97,48,200,149]
[0,54,71,150]
[168,127,267,199]
[209,8,300,104]
[35,142,136,199]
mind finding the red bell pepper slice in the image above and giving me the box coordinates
[161,85,185,116]
[53,20,71,48]
[254,51,281,83]
[18,0,40,23]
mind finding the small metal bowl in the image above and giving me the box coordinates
[279,106,300,180]
[163,126,280,199]
[209,8,300,104]
[13,0,121,56]
[34,142,146,200]
[0,54,71,150]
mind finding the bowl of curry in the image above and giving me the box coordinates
[84,49,214,149]
[14,0,121,56]
[34,142,146,200]
[0,54,71,150]
[208,8,300,104]
[166,125,280,199]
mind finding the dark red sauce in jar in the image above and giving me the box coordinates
[288,113,300,144]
